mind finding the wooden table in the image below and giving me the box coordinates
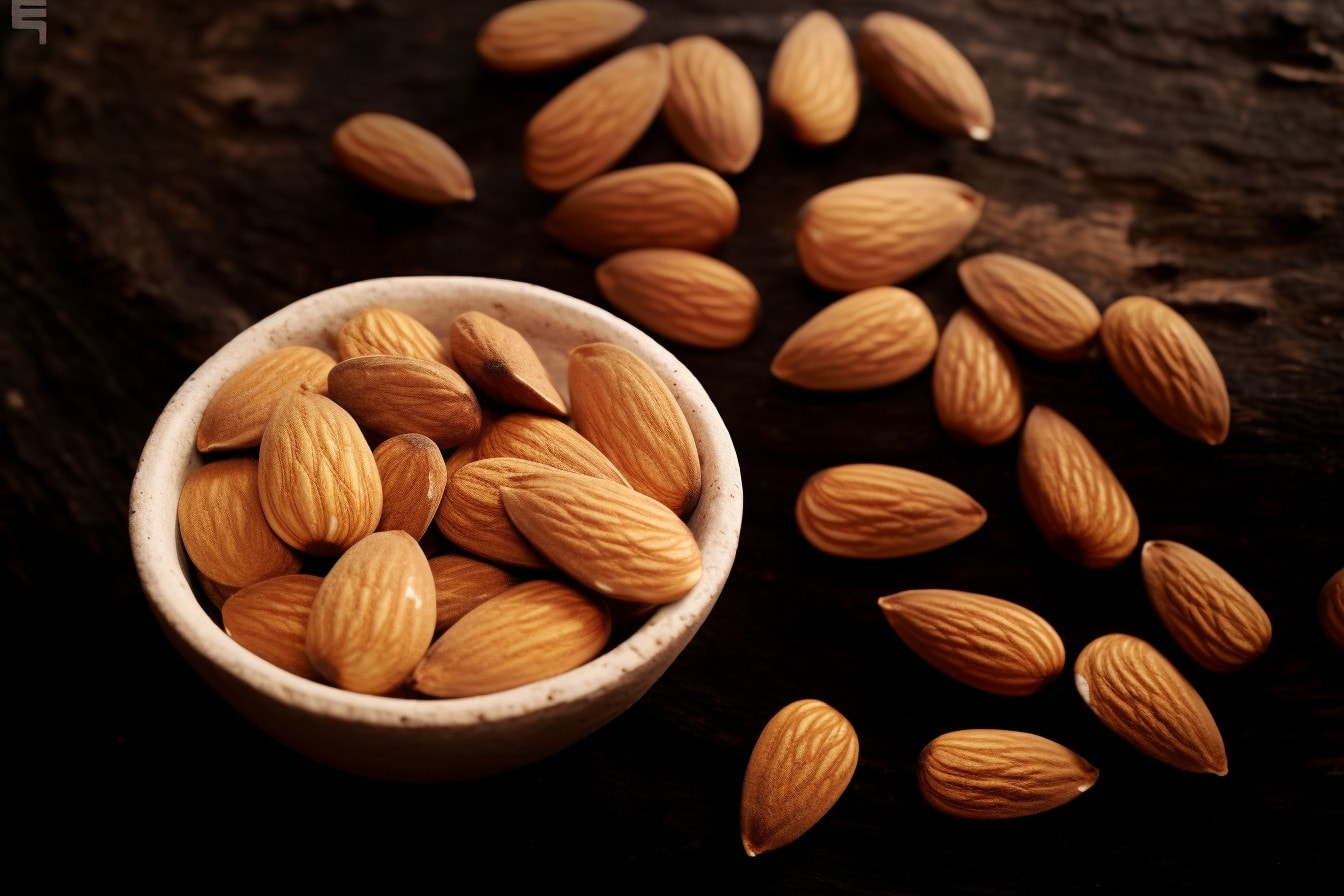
[4,1,1341,890]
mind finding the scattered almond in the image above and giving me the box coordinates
[427,553,521,632]
[662,35,762,174]
[373,433,449,540]
[449,310,569,415]
[220,573,325,681]
[475,411,629,484]
[196,346,335,453]
[476,0,648,75]
[177,457,302,589]
[768,10,861,148]
[327,354,483,449]
[957,252,1102,362]
[1320,568,1344,650]
[331,112,475,205]
[931,305,1024,446]
[917,729,1098,819]
[335,305,451,365]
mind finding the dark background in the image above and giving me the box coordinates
[3,0,1341,890]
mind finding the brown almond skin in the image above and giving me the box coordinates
[196,346,336,453]
[877,589,1065,696]
[373,433,448,540]
[476,0,648,75]
[932,305,1024,446]
[475,412,629,485]
[331,112,475,205]
[449,310,568,416]
[177,457,303,589]
[1075,633,1228,775]
[335,306,450,365]
[220,573,325,680]
[1320,567,1344,650]
[327,355,482,450]
[918,729,1098,820]
[427,553,521,632]
[434,456,558,569]
[662,35,762,175]
[958,253,1101,362]
[768,10,861,148]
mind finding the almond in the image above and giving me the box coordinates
[220,573,325,680]
[1016,405,1139,570]
[306,530,437,695]
[475,411,629,484]
[769,286,938,391]
[662,35,762,174]
[877,589,1065,696]
[595,247,760,349]
[523,43,670,192]
[931,305,1024,446]
[476,0,647,75]
[1074,632,1228,775]
[177,457,302,588]
[331,112,475,205]
[795,463,986,559]
[795,173,983,292]
[544,161,739,258]
[1099,295,1231,445]
[434,456,557,569]
[427,553,521,632]
[1140,540,1272,672]
[1320,567,1344,650]
[567,341,702,516]
[448,310,568,416]
[857,11,994,141]
[326,354,482,449]
[957,253,1102,362]
[335,306,450,365]
[409,579,612,697]
[740,699,859,857]
[373,433,449,540]
[768,10,861,148]
[257,389,383,557]
[917,729,1098,819]
[500,467,702,604]
[195,346,336,453]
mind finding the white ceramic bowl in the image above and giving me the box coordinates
[129,276,743,782]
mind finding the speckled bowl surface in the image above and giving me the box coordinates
[129,276,743,783]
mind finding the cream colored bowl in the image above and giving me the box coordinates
[129,276,743,782]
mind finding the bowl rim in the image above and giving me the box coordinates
[129,275,743,731]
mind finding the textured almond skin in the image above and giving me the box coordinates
[740,699,859,857]
[663,35,762,174]
[795,174,983,292]
[257,389,383,557]
[196,346,335,453]
[568,341,702,516]
[475,412,629,484]
[434,456,558,568]
[932,305,1024,446]
[449,310,568,415]
[177,457,302,588]
[796,463,986,559]
[523,43,670,192]
[410,579,612,697]
[877,589,1065,696]
[220,573,324,680]
[770,286,938,391]
[476,0,647,75]
[373,433,448,540]
[918,729,1098,819]
[1100,295,1231,445]
[958,253,1102,362]
[858,11,994,140]
[331,112,475,205]
[427,553,520,632]
[1075,632,1228,775]
[1320,567,1344,650]
[768,10,861,148]
[1141,540,1272,672]
[335,306,450,365]
[500,468,702,604]
[1017,405,1138,569]
[306,530,437,695]
[544,162,739,258]
[596,247,760,349]
[327,354,482,449]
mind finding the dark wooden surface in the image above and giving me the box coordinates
[4,0,1342,890]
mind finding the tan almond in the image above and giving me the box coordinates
[196,346,335,453]
[335,306,450,365]
[931,305,1024,446]
[257,389,383,557]
[449,310,568,415]
[1016,405,1138,570]
[373,433,449,540]
[523,43,670,192]
[917,729,1098,820]
[476,0,647,75]
[220,573,324,681]
[1100,295,1231,445]
[857,11,994,141]
[434,456,558,569]
[410,579,612,697]
[567,342,702,516]
[662,35,762,174]
[877,589,1065,696]
[796,463,986,559]
[957,253,1102,362]
[595,247,760,349]
[770,286,938,391]
[740,699,859,857]
[177,457,302,588]
[500,467,702,604]
[196,574,237,610]
[306,530,437,695]
[768,10,861,148]
[795,173,983,292]
[331,112,474,205]
[1320,567,1344,650]
[475,411,628,484]
[326,354,482,449]
[427,553,521,632]
[1141,540,1272,672]
[544,161,739,258]
[1074,632,1228,775]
